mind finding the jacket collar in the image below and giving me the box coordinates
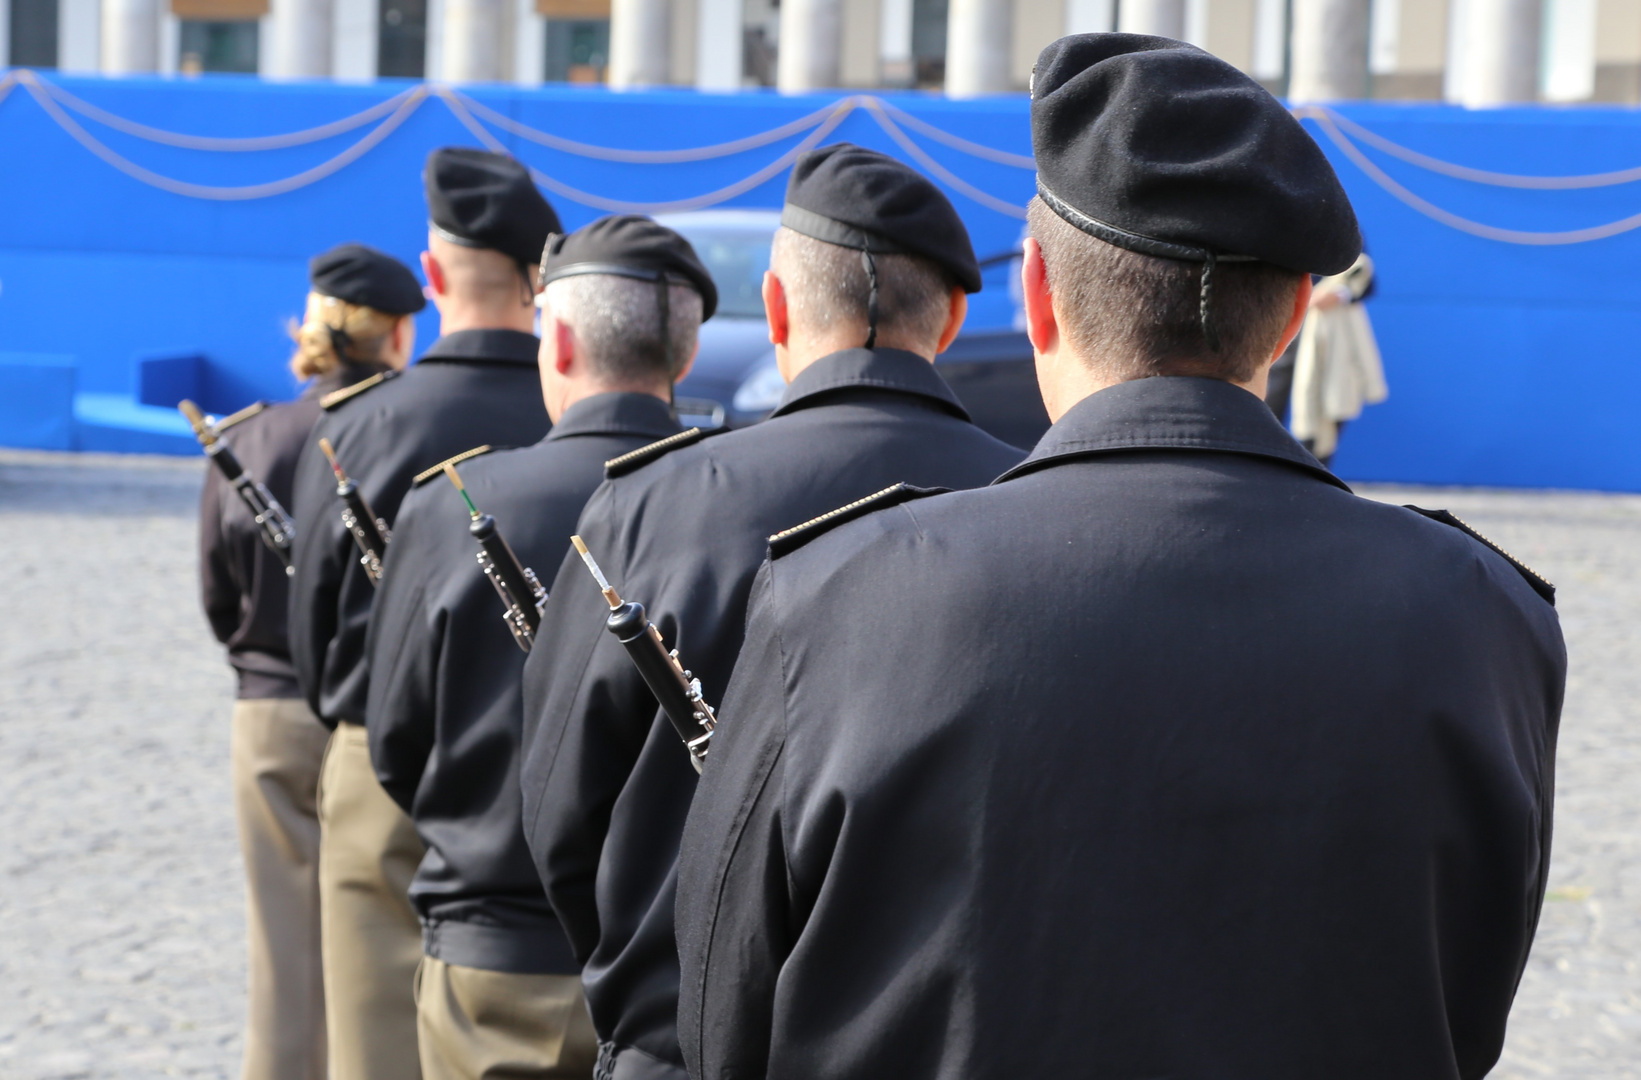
[995,375,1349,490]
[546,391,682,442]
[417,328,540,367]
[770,348,970,421]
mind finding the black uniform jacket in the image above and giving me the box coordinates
[199,391,326,699]
[519,348,1023,1072]
[364,392,682,974]
[288,330,550,728]
[677,375,1567,1080]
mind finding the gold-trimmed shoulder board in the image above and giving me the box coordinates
[1405,505,1556,606]
[321,371,395,411]
[604,426,733,479]
[768,483,949,559]
[414,445,496,486]
[212,400,267,433]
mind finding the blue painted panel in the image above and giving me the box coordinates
[0,353,77,450]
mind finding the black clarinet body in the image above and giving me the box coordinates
[469,513,547,651]
[336,476,392,585]
[604,601,717,772]
[181,399,296,575]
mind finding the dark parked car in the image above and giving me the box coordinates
[659,211,1049,451]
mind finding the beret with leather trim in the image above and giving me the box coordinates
[424,147,562,269]
[781,143,981,293]
[539,215,719,320]
[309,243,426,315]
[1031,34,1361,275]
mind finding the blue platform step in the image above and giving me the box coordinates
[73,393,197,455]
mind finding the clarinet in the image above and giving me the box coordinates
[317,437,391,586]
[179,399,296,576]
[440,462,547,652]
[570,535,717,773]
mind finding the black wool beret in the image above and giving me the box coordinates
[308,243,426,315]
[1031,34,1361,276]
[424,147,562,269]
[540,215,719,320]
[781,143,981,293]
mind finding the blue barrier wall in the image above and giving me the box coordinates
[0,73,1638,489]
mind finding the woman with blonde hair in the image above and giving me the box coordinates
[197,243,423,1080]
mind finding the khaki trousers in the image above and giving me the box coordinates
[231,697,331,1080]
[318,721,428,1080]
[415,956,598,1080]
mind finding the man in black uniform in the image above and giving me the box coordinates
[199,242,424,1080]
[518,144,1022,1080]
[676,36,1566,1080]
[288,148,555,1080]
[363,217,717,1079]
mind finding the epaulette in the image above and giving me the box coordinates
[604,425,733,479]
[212,400,267,433]
[768,484,949,558]
[414,445,495,486]
[321,371,395,411]
[1406,505,1556,606]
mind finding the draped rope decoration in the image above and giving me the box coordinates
[1294,106,1641,245]
[7,67,1641,244]
[0,69,1032,216]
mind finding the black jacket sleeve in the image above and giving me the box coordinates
[198,463,244,647]
[364,486,443,813]
[519,487,661,963]
[676,561,794,1080]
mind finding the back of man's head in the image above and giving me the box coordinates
[428,233,529,307]
[545,273,703,387]
[1028,197,1303,384]
[771,227,956,356]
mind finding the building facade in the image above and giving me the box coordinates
[2,0,1639,104]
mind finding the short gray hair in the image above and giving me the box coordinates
[1027,197,1302,384]
[770,227,956,350]
[543,273,704,383]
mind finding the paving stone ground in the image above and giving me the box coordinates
[0,451,1636,1078]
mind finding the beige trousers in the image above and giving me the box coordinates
[416,956,598,1080]
[318,720,428,1080]
[231,697,331,1080]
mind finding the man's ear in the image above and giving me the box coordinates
[934,286,967,355]
[553,318,576,376]
[421,251,446,299]
[1022,238,1058,358]
[762,270,789,348]
[1271,274,1313,360]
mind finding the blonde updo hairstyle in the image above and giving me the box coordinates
[289,292,403,379]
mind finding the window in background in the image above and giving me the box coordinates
[9,0,61,67]
[541,0,610,82]
[379,0,428,78]
[910,0,947,87]
[178,19,260,72]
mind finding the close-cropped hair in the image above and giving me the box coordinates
[544,273,704,384]
[1027,197,1302,384]
[771,227,956,348]
[288,292,401,379]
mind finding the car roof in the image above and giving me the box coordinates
[654,209,783,234]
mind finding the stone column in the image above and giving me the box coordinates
[777,0,841,90]
[1116,0,1183,39]
[1288,0,1370,102]
[1063,0,1115,34]
[331,0,379,81]
[1446,0,1543,105]
[101,0,161,73]
[609,0,671,86]
[696,0,742,89]
[945,0,1012,96]
[441,0,508,80]
[269,0,335,77]
[879,0,913,85]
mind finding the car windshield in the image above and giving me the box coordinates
[671,228,773,319]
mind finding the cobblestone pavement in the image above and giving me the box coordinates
[0,452,1636,1078]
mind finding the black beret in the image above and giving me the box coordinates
[781,143,981,293]
[308,243,426,315]
[424,147,562,269]
[1031,34,1361,276]
[539,215,718,321]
